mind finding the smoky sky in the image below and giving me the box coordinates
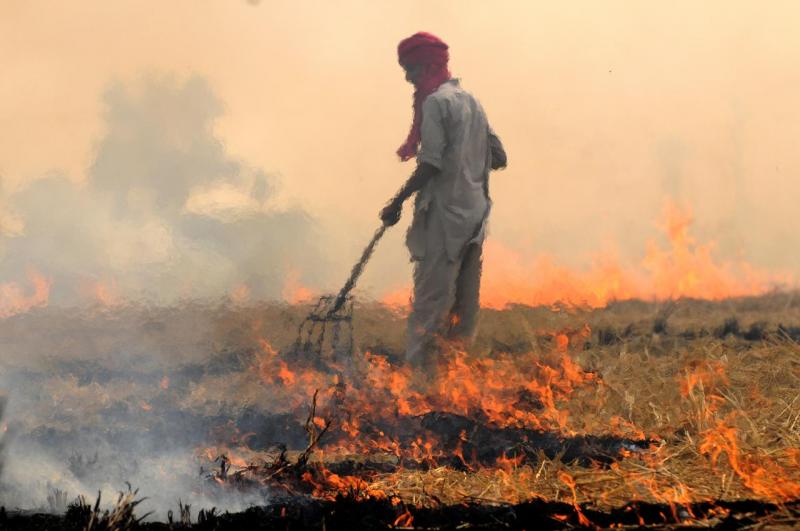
[0,75,326,305]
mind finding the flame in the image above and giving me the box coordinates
[382,201,789,310]
[301,467,387,501]
[640,201,780,301]
[380,286,411,312]
[282,269,313,305]
[699,417,800,501]
[201,296,798,512]
[0,270,51,318]
[496,452,525,473]
[84,278,122,306]
[251,334,598,466]
[558,471,593,527]
[675,360,800,503]
[680,360,728,399]
[479,244,639,310]
[393,508,414,527]
[229,283,250,304]
[254,339,329,410]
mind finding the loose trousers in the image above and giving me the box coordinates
[405,235,483,372]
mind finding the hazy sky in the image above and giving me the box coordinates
[1,1,799,304]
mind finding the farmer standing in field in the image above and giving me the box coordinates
[380,32,507,379]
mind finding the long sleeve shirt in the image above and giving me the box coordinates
[406,78,502,262]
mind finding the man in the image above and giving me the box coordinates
[380,32,507,378]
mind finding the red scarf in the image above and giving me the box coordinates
[397,32,451,161]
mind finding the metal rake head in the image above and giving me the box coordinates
[292,294,355,361]
[289,223,387,364]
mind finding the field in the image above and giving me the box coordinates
[0,292,799,529]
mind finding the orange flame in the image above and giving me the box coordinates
[384,201,790,310]
[84,278,122,306]
[282,269,313,304]
[0,270,51,318]
[558,471,593,527]
[251,334,598,465]
[393,508,414,527]
[380,286,412,312]
[301,467,387,501]
[699,417,800,501]
[680,360,728,398]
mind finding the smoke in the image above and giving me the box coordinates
[0,76,336,513]
[1,442,267,517]
[0,74,327,307]
[0,304,289,517]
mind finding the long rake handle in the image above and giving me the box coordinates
[328,224,387,316]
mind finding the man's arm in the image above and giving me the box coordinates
[489,128,507,170]
[381,95,445,226]
[380,162,440,226]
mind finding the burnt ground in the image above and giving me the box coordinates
[2,497,800,530]
[1,294,800,527]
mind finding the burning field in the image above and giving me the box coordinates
[0,293,799,529]
[7,2,800,528]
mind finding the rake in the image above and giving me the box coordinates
[292,224,387,361]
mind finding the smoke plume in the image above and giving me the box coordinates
[0,74,325,309]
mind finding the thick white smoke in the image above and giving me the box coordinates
[0,75,329,307]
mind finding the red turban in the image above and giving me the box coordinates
[397,31,449,67]
[396,32,452,161]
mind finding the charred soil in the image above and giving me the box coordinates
[1,293,800,528]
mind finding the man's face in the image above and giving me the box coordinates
[403,63,424,85]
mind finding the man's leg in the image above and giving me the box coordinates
[446,242,483,344]
[405,246,460,373]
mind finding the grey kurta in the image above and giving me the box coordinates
[404,78,496,371]
[406,79,492,261]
